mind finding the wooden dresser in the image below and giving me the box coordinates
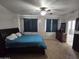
[56,30,67,42]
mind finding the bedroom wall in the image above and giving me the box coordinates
[19,15,60,39]
[59,9,79,33]
[0,4,18,29]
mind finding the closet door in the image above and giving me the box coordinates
[73,34,79,52]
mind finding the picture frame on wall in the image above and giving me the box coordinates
[75,18,79,31]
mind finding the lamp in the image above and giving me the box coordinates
[41,10,46,16]
[40,7,47,16]
[40,7,52,16]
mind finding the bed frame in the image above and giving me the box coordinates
[0,28,45,56]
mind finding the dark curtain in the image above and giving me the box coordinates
[52,19,58,32]
[46,19,51,32]
[46,19,58,32]
[24,18,37,32]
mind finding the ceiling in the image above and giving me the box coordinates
[0,0,79,15]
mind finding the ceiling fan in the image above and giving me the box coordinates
[40,7,53,16]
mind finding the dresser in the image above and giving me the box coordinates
[56,30,66,42]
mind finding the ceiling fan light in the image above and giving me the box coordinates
[41,11,46,16]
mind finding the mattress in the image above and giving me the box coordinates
[5,34,47,49]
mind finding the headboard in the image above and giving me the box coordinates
[0,28,19,40]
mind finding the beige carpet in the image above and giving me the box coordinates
[10,39,79,59]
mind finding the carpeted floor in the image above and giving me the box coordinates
[9,39,79,59]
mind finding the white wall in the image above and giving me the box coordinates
[19,15,60,39]
[59,9,79,33]
[0,4,18,29]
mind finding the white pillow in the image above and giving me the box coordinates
[16,32,22,37]
[6,33,17,40]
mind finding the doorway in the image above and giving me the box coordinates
[67,20,76,46]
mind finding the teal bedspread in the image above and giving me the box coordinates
[6,34,47,49]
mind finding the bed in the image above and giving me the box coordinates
[0,28,47,55]
[6,34,47,49]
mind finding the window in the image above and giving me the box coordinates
[24,18,38,32]
[46,19,58,32]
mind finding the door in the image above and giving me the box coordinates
[67,20,76,46]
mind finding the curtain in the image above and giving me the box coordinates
[46,19,51,32]
[24,18,37,32]
[46,19,58,32]
[52,19,58,32]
